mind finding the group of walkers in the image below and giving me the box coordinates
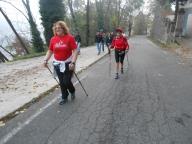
[43,20,129,105]
[95,29,129,79]
[95,31,114,55]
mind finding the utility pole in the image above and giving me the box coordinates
[0,7,29,54]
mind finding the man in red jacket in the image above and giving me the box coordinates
[110,28,129,79]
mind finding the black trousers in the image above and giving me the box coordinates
[106,43,111,54]
[115,49,125,63]
[54,62,75,100]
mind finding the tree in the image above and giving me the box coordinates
[94,0,144,32]
[1,0,44,53]
[0,45,14,57]
[0,7,29,54]
[128,15,133,37]
[67,0,78,32]
[0,0,28,20]
[22,0,44,52]
[103,0,112,31]
[86,0,90,46]
[39,0,66,46]
[133,12,147,35]
[170,0,188,26]
[111,0,144,31]
[11,36,30,56]
[150,0,188,41]
[95,0,104,30]
[0,51,8,62]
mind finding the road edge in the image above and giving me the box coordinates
[0,52,109,123]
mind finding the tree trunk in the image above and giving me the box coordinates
[86,0,90,46]
[104,0,112,31]
[173,0,179,37]
[128,17,133,37]
[0,51,8,62]
[95,0,104,30]
[0,7,29,54]
[0,45,14,57]
[67,0,78,32]
[0,0,29,21]
[22,0,34,25]
[117,0,121,26]
[22,0,44,52]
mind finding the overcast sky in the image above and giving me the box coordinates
[0,0,150,40]
[0,0,41,39]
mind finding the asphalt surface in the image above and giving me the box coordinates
[0,36,192,144]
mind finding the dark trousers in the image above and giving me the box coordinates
[115,49,125,63]
[54,62,75,100]
[101,42,104,51]
[106,43,111,54]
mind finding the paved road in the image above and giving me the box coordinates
[0,36,192,144]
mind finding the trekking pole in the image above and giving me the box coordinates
[73,72,88,97]
[108,50,111,76]
[126,50,129,65]
[46,65,60,85]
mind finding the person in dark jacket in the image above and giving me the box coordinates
[110,28,129,79]
[75,32,81,55]
[106,32,112,54]
[110,32,115,41]
[95,32,102,55]
[101,32,105,52]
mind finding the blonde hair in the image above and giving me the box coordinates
[52,21,69,35]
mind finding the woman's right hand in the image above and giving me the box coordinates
[43,50,52,68]
[43,60,48,67]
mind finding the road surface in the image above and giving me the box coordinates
[0,36,192,144]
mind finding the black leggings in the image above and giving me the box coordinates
[115,49,125,63]
[54,62,75,100]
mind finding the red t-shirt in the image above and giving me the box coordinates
[49,34,77,61]
[111,35,129,51]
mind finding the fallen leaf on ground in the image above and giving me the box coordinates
[0,121,5,127]
[15,111,19,115]
[20,110,25,113]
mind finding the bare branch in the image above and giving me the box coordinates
[0,0,29,21]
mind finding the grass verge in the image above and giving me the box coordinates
[13,52,46,61]
[148,37,180,50]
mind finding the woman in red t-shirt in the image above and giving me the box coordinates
[44,21,78,105]
[110,28,129,79]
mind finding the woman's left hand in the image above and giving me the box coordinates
[69,63,75,71]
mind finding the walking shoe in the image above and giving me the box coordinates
[121,68,124,74]
[59,99,68,105]
[71,92,75,100]
[114,73,119,79]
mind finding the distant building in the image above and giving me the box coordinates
[151,0,192,44]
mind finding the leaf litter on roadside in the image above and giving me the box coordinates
[0,121,5,127]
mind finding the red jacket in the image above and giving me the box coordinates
[111,35,129,51]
